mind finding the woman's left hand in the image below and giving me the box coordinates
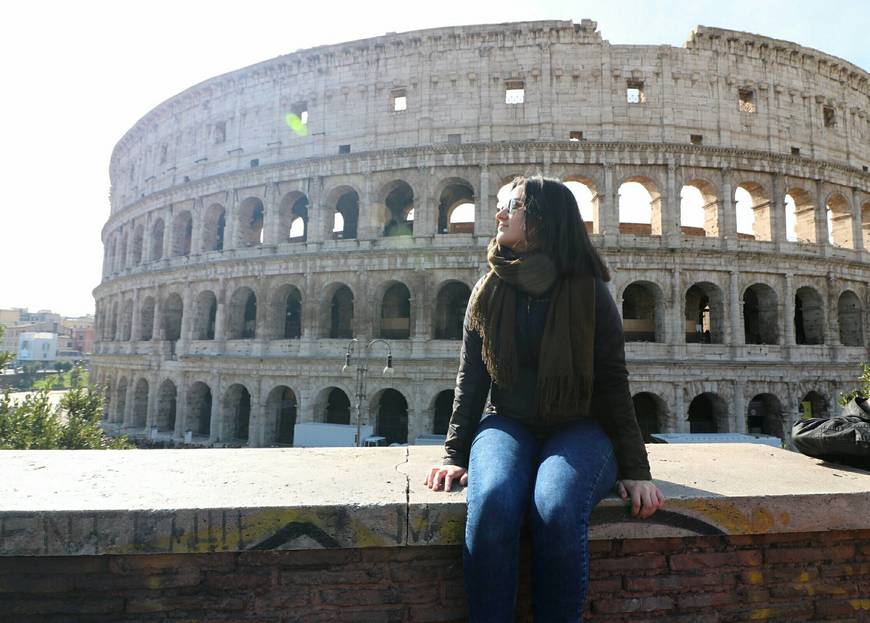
[616,480,665,519]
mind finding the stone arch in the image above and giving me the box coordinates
[684,282,725,344]
[837,290,863,346]
[193,290,217,340]
[162,293,183,342]
[433,281,471,340]
[279,191,310,243]
[118,231,128,270]
[102,378,113,421]
[140,296,155,341]
[202,203,226,252]
[800,390,829,419]
[132,378,149,428]
[431,389,454,435]
[632,392,667,441]
[228,286,257,339]
[371,388,408,445]
[156,379,177,432]
[680,178,719,237]
[826,193,853,249]
[688,392,728,433]
[621,281,665,342]
[314,387,351,424]
[109,302,118,341]
[862,201,870,250]
[742,283,779,345]
[114,377,128,424]
[320,283,354,339]
[325,185,360,240]
[222,383,252,443]
[265,385,298,445]
[238,196,265,247]
[132,224,144,265]
[563,175,599,233]
[108,237,117,273]
[150,218,165,261]
[120,299,134,342]
[794,286,824,345]
[380,281,411,339]
[380,180,414,237]
[171,210,193,257]
[734,181,771,241]
[617,176,662,236]
[186,381,212,436]
[269,284,302,339]
[747,393,784,439]
[436,178,476,234]
[785,187,816,244]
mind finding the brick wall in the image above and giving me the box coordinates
[2,529,869,622]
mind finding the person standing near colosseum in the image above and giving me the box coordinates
[425,174,665,621]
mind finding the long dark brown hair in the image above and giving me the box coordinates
[509,175,610,282]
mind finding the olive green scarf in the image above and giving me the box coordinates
[467,240,596,423]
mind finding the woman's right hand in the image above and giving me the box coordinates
[425,465,468,492]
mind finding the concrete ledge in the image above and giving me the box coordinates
[2,445,869,556]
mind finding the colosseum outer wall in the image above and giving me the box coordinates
[93,20,870,448]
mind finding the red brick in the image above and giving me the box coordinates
[0,574,74,594]
[0,556,107,575]
[319,587,432,607]
[813,599,868,617]
[389,560,462,583]
[820,562,870,579]
[669,550,761,571]
[279,564,387,585]
[3,598,124,615]
[625,572,732,592]
[109,552,235,573]
[591,596,675,614]
[593,554,668,574]
[237,548,359,568]
[764,544,855,565]
[588,576,623,593]
[676,591,737,609]
[126,595,247,613]
[618,538,685,554]
[589,540,615,554]
[76,568,202,591]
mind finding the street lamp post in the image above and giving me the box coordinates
[342,338,394,447]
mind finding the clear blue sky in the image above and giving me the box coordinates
[0,0,866,317]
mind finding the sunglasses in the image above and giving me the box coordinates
[496,198,525,215]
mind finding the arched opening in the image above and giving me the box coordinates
[329,187,359,240]
[680,180,719,237]
[800,391,829,419]
[132,225,144,265]
[102,379,112,421]
[743,284,779,345]
[622,281,664,342]
[120,300,133,341]
[684,283,724,344]
[382,181,414,237]
[632,392,667,442]
[862,202,870,250]
[564,177,597,233]
[437,179,476,234]
[186,381,212,436]
[734,182,771,241]
[785,188,816,244]
[838,290,863,346]
[316,387,351,424]
[325,285,353,339]
[228,287,257,339]
[162,293,183,342]
[688,392,728,433]
[618,178,661,236]
[118,232,128,270]
[433,282,471,340]
[202,204,226,252]
[265,386,297,445]
[238,197,265,247]
[223,384,251,442]
[795,287,824,345]
[381,282,411,339]
[140,297,155,341]
[171,211,193,257]
[109,303,118,341]
[114,377,128,424]
[432,390,454,435]
[157,379,177,432]
[747,393,783,439]
[150,219,165,261]
[374,389,408,445]
[279,192,310,243]
[270,285,302,339]
[108,238,117,273]
[826,193,853,248]
[132,378,148,428]
[193,291,217,340]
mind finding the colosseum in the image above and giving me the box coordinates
[92,19,870,449]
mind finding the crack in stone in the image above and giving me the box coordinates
[393,447,410,546]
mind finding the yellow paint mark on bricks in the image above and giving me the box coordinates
[750,608,776,619]
[851,599,870,610]
[747,570,764,585]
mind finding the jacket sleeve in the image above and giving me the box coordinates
[442,280,492,468]
[590,279,652,481]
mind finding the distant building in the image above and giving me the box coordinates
[17,332,58,364]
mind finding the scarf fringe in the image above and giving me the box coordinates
[537,374,594,422]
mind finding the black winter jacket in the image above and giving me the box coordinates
[442,276,652,481]
[792,397,870,469]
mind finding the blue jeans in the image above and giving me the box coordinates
[463,414,618,622]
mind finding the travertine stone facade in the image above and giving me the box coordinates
[93,20,870,448]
